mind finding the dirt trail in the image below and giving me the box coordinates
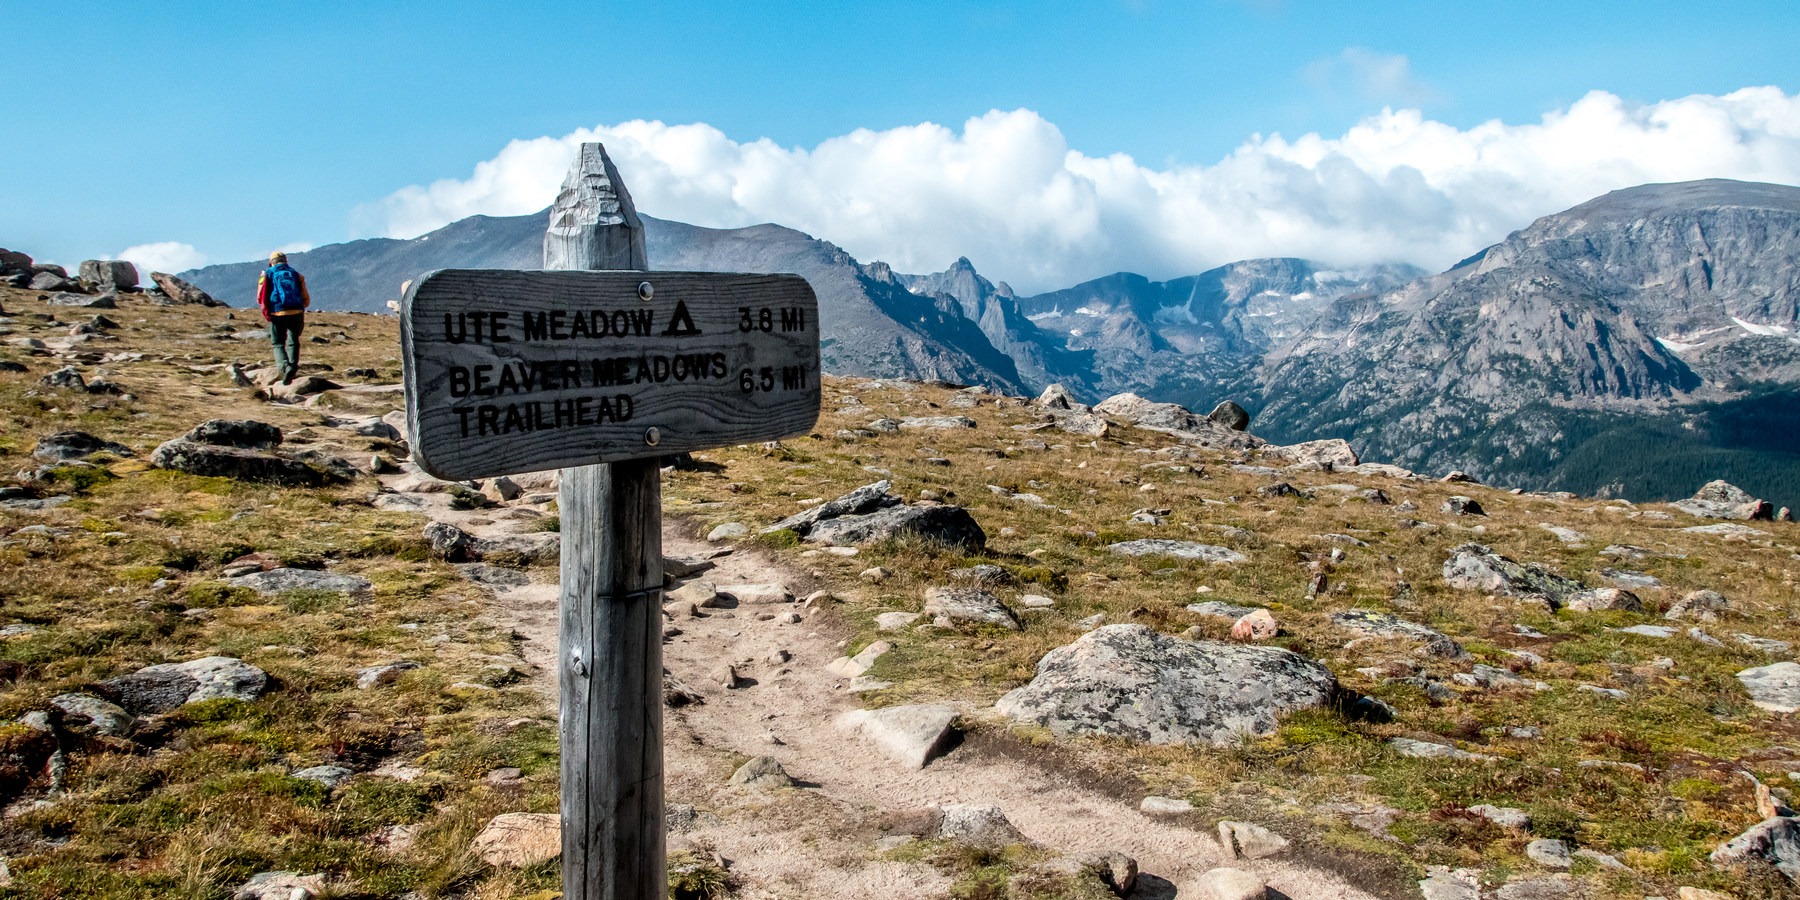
[385,476,1384,899]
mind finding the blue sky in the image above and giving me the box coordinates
[5,0,1798,291]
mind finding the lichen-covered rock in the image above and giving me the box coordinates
[151,438,350,486]
[149,271,225,307]
[837,704,959,770]
[1442,544,1583,604]
[50,694,133,737]
[185,419,282,449]
[1263,439,1358,468]
[100,656,267,714]
[1093,393,1262,450]
[1107,539,1246,563]
[806,503,986,551]
[227,568,372,596]
[78,259,138,291]
[1563,587,1644,613]
[1208,400,1250,431]
[1709,815,1800,881]
[763,480,898,536]
[995,624,1338,745]
[471,812,561,867]
[1672,480,1774,521]
[32,431,132,462]
[423,521,473,562]
[1738,662,1800,713]
[1331,609,1467,658]
[934,804,1027,848]
[923,587,1020,630]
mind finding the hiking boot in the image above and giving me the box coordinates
[282,367,297,386]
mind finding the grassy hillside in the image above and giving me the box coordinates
[1,285,1797,898]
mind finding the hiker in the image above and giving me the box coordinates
[256,251,311,384]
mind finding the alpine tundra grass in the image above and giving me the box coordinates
[0,285,1796,898]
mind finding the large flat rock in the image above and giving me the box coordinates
[837,703,960,769]
[1108,539,1246,564]
[1738,662,1800,713]
[995,624,1338,745]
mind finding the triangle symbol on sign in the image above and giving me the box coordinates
[661,300,702,337]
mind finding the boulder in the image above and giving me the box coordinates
[1672,480,1774,521]
[423,522,473,562]
[471,812,561,867]
[806,503,986,552]
[101,657,268,714]
[357,661,421,690]
[1093,393,1263,449]
[231,872,327,900]
[995,624,1339,745]
[1053,412,1111,437]
[49,290,117,308]
[32,431,132,462]
[28,271,73,292]
[1217,820,1289,859]
[1263,439,1358,468]
[1738,662,1800,713]
[922,586,1020,630]
[151,439,350,487]
[78,259,139,291]
[469,534,561,565]
[1107,539,1246,563]
[292,765,354,790]
[729,755,794,789]
[1525,838,1572,868]
[1331,610,1466,658]
[1231,609,1277,642]
[1387,737,1498,762]
[1208,400,1250,431]
[722,583,791,605]
[1563,588,1644,613]
[227,568,372,596]
[184,421,282,450]
[935,804,1027,848]
[1189,867,1266,900]
[39,366,88,389]
[49,693,133,737]
[1442,496,1485,516]
[1441,544,1584,605]
[899,416,977,430]
[1709,815,1800,881]
[1034,384,1084,411]
[763,480,899,536]
[1667,589,1729,622]
[149,271,224,306]
[837,704,959,770]
[0,248,31,277]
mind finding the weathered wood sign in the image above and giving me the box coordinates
[401,268,820,480]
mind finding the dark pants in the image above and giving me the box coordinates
[270,314,304,373]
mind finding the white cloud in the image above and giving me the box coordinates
[1303,48,1442,106]
[358,86,1800,293]
[118,241,207,275]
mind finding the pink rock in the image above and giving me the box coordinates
[1231,609,1277,642]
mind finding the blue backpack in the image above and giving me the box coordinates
[266,264,304,312]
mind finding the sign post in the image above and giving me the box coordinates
[400,143,820,899]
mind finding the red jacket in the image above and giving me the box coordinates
[256,266,311,320]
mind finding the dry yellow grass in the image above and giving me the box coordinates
[2,284,1797,898]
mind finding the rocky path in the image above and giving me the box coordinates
[384,472,1383,898]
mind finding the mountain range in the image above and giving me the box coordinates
[183,179,1800,505]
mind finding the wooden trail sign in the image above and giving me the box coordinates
[399,143,821,900]
[401,269,820,481]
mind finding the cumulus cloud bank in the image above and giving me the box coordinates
[359,86,1800,293]
[118,241,207,275]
